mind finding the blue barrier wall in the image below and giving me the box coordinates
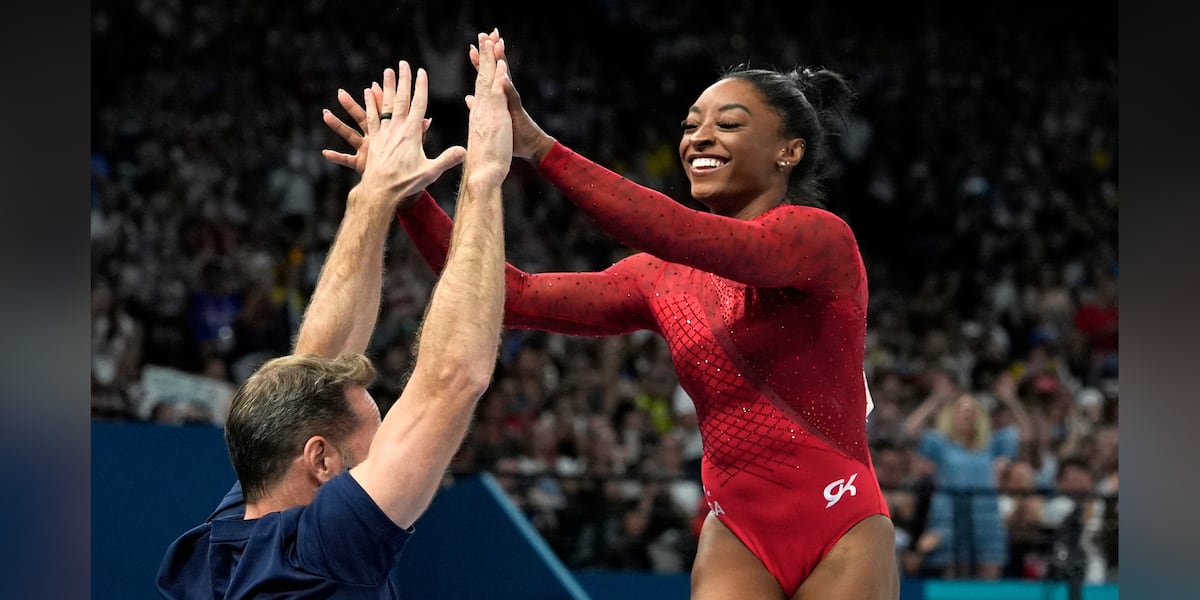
[392,473,587,599]
[93,423,1119,599]
[93,422,235,599]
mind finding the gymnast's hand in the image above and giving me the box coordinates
[468,29,556,165]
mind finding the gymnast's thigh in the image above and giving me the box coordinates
[691,512,785,600]
[792,514,900,600]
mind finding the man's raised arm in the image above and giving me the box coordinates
[349,36,512,528]
[293,62,465,359]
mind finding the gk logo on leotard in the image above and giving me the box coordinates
[823,473,858,508]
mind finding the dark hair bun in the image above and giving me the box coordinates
[791,67,855,131]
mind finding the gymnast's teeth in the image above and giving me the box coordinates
[691,157,727,169]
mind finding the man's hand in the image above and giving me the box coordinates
[322,86,434,175]
[467,30,554,164]
[462,37,513,189]
[295,62,462,358]
[351,61,466,209]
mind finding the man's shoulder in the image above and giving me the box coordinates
[159,474,410,598]
[156,519,222,597]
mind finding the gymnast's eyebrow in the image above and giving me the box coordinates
[688,103,753,115]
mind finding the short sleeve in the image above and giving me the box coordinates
[918,430,947,464]
[292,472,411,585]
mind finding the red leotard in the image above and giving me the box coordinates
[397,142,888,594]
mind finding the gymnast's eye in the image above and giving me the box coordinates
[681,120,698,131]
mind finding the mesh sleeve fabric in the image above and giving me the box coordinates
[537,142,864,298]
[395,192,657,336]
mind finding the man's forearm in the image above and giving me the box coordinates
[293,186,393,358]
[412,176,505,395]
[351,176,504,527]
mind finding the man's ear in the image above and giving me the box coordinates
[301,435,345,485]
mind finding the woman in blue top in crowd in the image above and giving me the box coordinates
[902,370,1032,579]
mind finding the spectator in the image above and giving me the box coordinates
[1043,455,1110,584]
[902,370,1032,579]
[1073,271,1118,381]
[187,258,242,360]
[997,459,1047,579]
[642,435,703,523]
[872,441,918,570]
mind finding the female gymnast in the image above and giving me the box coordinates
[322,30,898,600]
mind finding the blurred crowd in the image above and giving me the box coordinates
[91,0,1116,582]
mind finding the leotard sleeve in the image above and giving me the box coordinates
[537,142,862,298]
[396,192,657,336]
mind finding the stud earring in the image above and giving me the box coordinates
[778,161,789,168]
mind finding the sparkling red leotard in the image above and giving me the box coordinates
[397,142,887,594]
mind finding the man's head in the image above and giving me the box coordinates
[225,353,382,504]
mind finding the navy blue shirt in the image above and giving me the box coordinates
[157,472,411,599]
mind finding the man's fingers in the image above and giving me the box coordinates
[410,146,467,191]
[381,67,396,118]
[430,146,467,174]
[494,37,508,67]
[408,68,429,125]
[471,34,513,82]
[464,94,475,110]
[395,60,412,116]
[477,39,496,87]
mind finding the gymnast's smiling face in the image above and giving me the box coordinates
[678,78,798,218]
